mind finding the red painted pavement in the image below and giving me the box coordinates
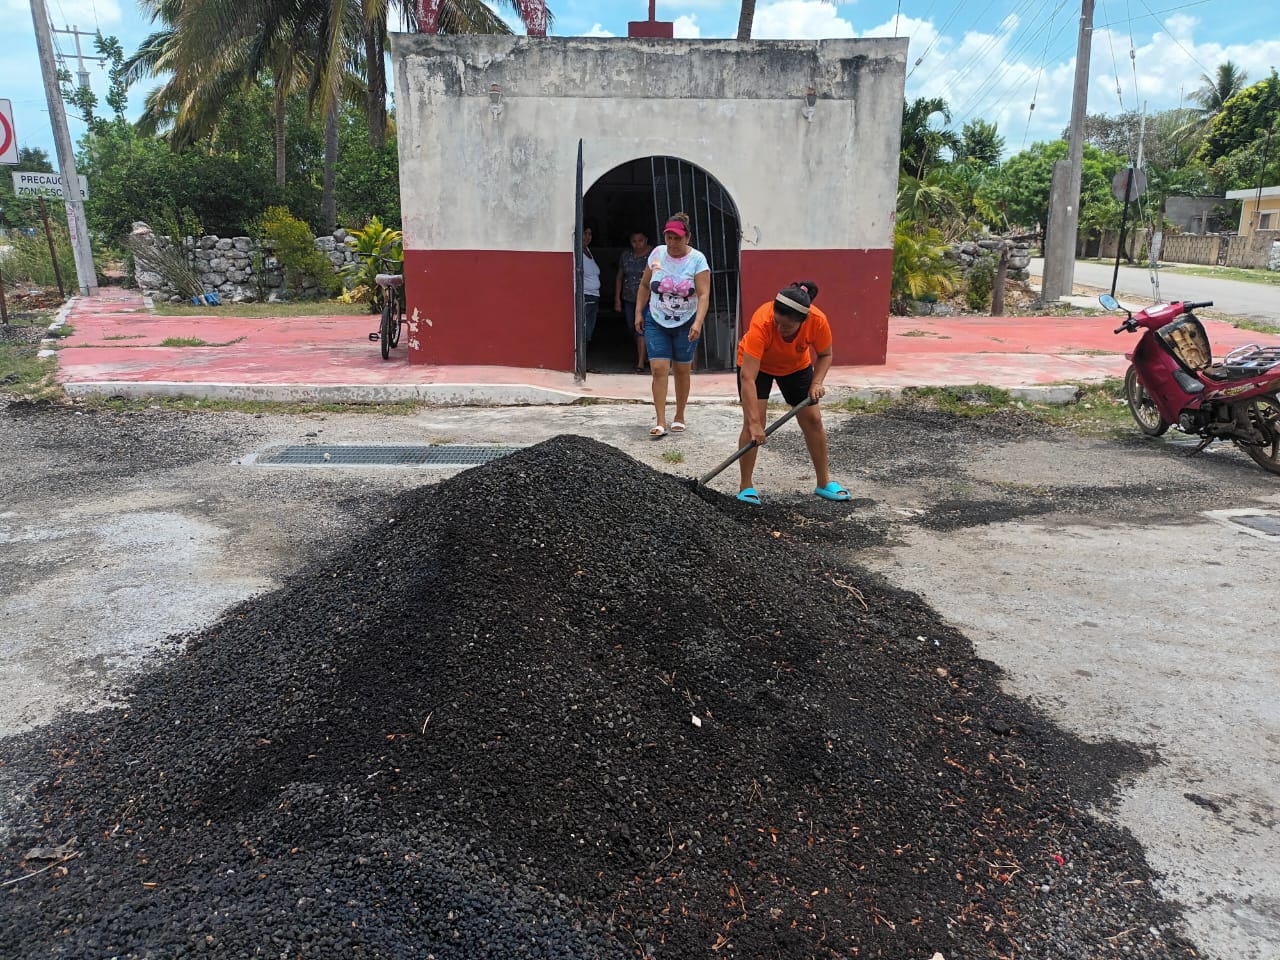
[52,288,1280,400]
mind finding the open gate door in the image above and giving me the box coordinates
[573,140,586,383]
[648,156,741,370]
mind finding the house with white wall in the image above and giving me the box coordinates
[388,31,908,373]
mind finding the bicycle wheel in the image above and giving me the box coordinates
[389,297,403,348]
[380,301,394,360]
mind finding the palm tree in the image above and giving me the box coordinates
[1191,61,1249,118]
[1176,60,1248,145]
[900,96,962,180]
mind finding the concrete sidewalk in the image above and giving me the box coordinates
[48,287,1280,404]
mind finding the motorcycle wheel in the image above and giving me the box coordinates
[1241,394,1280,474]
[1125,365,1169,437]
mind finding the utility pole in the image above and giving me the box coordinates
[52,24,108,94]
[1041,0,1094,303]
[29,0,97,297]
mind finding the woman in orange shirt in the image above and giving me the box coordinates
[734,282,851,504]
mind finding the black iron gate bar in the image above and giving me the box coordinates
[649,156,741,371]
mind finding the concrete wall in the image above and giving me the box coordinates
[390,35,908,370]
[1160,231,1280,268]
[1164,196,1222,234]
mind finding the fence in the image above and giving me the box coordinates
[1158,231,1280,268]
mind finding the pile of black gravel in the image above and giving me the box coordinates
[0,435,1196,959]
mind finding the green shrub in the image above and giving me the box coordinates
[259,206,338,299]
[966,255,996,311]
[891,223,958,313]
[3,226,75,288]
[341,216,402,312]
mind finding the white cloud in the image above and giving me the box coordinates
[673,15,702,39]
[582,23,614,38]
[751,1,855,39]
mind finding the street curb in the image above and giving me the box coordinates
[60,381,1089,406]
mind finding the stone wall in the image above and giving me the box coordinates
[131,223,360,303]
[949,238,1032,279]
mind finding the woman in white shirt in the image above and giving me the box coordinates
[633,212,711,438]
[581,224,601,344]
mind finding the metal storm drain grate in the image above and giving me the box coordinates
[258,444,521,466]
[1228,514,1280,536]
[1203,509,1280,541]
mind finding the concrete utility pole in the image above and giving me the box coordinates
[1041,0,1094,303]
[29,0,97,297]
[52,24,109,93]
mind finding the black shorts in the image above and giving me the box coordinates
[754,366,813,406]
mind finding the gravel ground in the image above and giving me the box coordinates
[0,396,1276,958]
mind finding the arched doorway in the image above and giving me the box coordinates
[579,157,741,374]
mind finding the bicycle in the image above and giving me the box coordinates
[361,253,405,360]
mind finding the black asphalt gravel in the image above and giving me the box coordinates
[1,431,1201,959]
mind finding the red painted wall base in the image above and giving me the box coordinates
[740,249,891,366]
[404,247,892,369]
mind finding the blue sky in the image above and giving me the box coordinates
[3,0,1278,161]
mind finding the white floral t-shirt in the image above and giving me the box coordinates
[646,246,710,328]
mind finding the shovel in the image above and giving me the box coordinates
[696,397,815,486]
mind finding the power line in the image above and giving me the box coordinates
[1135,0,1213,77]
[1094,0,1210,28]
[951,0,1073,128]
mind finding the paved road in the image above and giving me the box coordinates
[1029,258,1280,326]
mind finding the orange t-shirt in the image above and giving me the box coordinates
[736,302,833,376]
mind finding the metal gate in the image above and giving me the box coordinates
[574,140,586,383]
[649,157,741,370]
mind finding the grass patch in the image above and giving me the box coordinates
[845,380,1135,437]
[903,384,1013,416]
[661,449,685,464]
[152,300,370,318]
[104,334,147,341]
[0,314,65,401]
[1029,379,1134,436]
[158,336,247,348]
[1221,315,1280,334]
[1157,264,1280,287]
[838,394,897,414]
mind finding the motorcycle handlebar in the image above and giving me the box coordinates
[1113,323,1130,334]
[1183,300,1213,311]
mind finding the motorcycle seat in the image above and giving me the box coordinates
[1158,316,1216,375]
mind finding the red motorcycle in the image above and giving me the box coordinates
[1101,293,1280,474]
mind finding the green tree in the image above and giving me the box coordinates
[1199,69,1280,172]
[988,140,1125,235]
[900,97,962,179]
[959,119,1004,167]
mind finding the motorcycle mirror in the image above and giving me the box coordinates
[1099,294,1120,311]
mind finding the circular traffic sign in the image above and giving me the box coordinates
[0,110,14,160]
[1112,168,1147,202]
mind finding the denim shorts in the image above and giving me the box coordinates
[644,314,697,364]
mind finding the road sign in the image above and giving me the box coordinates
[11,170,89,200]
[1112,168,1147,203]
[0,99,17,164]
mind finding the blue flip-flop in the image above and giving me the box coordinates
[814,481,852,502]
[736,487,762,505]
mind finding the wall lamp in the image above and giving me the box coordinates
[488,82,504,119]
[802,85,817,122]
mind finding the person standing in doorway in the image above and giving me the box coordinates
[634,213,710,438]
[734,282,852,504]
[580,224,601,346]
[614,229,652,372]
